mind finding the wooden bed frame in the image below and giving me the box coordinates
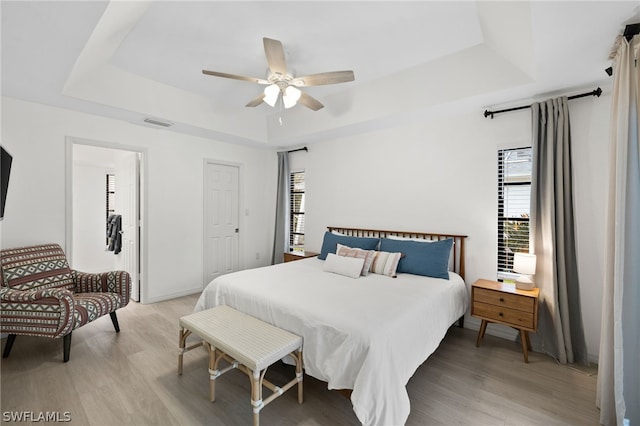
[327,226,468,280]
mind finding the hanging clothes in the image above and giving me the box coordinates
[106,214,122,254]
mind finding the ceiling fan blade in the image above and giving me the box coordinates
[298,92,324,111]
[245,93,265,107]
[202,70,269,85]
[291,70,355,87]
[263,37,287,76]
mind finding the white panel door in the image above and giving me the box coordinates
[204,162,239,286]
[114,151,140,301]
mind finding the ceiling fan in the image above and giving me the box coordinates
[202,37,355,111]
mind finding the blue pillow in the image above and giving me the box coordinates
[318,232,379,260]
[379,238,453,279]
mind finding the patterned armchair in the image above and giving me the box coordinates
[0,244,130,362]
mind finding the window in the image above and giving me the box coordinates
[106,173,115,243]
[289,170,305,253]
[497,147,532,279]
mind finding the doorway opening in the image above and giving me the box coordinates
[66,138,146,302]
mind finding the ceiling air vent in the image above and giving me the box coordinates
[143,117,173,128]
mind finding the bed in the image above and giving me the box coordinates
[194,227,468,426]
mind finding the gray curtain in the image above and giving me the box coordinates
[597,34,640,426]
[530,97,588,365]
[271,151,290,264]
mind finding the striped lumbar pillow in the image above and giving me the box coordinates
[370,251,402,278]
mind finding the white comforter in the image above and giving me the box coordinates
[194,257,468,426]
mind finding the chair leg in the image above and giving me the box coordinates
[2,334,17,358]
[63,332,72,363]
[109,311,120,333]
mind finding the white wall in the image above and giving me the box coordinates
[290,91,611,363]
[2,91,609,361]
[1,97,276,303]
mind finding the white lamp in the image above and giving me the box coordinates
[513,252,537,290]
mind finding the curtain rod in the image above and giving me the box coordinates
[483,87,602,119]
[287,147,308,153]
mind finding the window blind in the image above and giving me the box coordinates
[106,173,115,244]
[289,171,305,251]
[497,147,532,276]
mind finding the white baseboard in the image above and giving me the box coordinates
[143,287,202,304]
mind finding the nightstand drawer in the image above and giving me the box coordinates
[473,301,535,329]
[474,287,535,313]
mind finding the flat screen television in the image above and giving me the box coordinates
[1,146,12,220]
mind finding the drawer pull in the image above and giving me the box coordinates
[499,312,504,317]
[499,297,505,302]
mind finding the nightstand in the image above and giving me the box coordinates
[471,279,540,363]
[283,251,319,263]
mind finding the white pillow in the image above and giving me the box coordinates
[323,253,365,279]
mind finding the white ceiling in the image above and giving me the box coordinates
[2,1,639,149]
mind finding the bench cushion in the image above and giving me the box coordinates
[180,305,302,372]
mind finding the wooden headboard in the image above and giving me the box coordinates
[327,226,468,280]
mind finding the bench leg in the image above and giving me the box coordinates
[208,344,216,402]
[178,328,191,375]
[251,369,264,426]
[178,328,186,375]
[295,350,303,404]
[177,329,204,376]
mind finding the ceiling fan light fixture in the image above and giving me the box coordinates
[264,84,280,107]
[202,37,354,111]
[283,86,302,109]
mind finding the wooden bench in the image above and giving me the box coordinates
[178,305,303,426]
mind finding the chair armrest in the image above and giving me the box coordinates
[72,270,131,307]
[0,286,75,338]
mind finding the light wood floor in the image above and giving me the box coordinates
[1,294,599,425]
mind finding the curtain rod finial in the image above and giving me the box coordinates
[287,146,308,154]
